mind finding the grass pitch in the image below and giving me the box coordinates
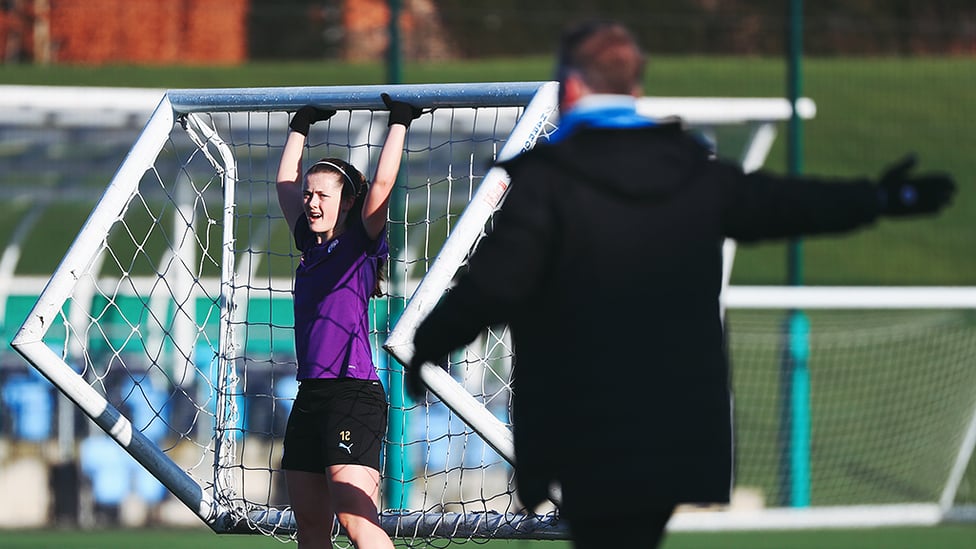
[2,525,975,548]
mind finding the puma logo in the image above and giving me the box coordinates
[338,441,354,454]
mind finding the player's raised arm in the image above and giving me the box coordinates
[275,106,336,232]
[361,93,422,240]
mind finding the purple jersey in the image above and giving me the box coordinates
[292,216,388,381]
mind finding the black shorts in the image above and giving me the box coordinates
[281,378,388,472]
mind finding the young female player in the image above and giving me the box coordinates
[276,95,420,549]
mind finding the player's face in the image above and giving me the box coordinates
[303,172,352,238]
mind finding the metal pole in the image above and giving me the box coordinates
[383,0,409,510]
[386,0,403,85]
[781,0,811,508]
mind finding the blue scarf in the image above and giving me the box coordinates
[549,96,657,144]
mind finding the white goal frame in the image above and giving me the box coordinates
[16,81,968,539]
[10,82,564,536]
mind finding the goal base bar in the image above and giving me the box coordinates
[668,503,946,532]
[238,503,971,537]
[238,509,570,540]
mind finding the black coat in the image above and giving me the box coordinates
[411,122,881,519]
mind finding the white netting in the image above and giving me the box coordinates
[727,308,976,508]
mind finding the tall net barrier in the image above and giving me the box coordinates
[12,82,972,542]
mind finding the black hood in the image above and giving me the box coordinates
[502,121,711,200]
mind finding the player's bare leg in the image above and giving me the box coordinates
[328,464,393,548]
[287,470,336,549]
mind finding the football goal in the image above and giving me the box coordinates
[11,82,974,543]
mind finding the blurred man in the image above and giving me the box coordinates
[406,20,955,548]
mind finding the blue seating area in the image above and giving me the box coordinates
[1,370,54,442]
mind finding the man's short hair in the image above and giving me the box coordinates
[556,21,645,96]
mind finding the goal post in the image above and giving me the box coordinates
[14,81,971,541]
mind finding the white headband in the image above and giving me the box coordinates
[309,160,360,195]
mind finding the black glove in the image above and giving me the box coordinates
[382,92,423,128]
[404,354,428,402]
[288,105,337,136]
[877,154,956,216]
[405,324,449,401]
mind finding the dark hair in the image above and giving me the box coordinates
[556,20,646,103]
[305,158,386,297]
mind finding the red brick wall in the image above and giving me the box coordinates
[36,0,247,65]
[182,0,249,64]
[343,0,390,62]
[0,0,449,65]
[342,0,452,62]
[0,1,34,62]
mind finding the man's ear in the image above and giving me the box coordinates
[560,72,587,111]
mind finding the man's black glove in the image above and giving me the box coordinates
[288,105,337,136]
[877,154,956,216]
[405,322,449,401]
[382,92,423,128]
[404,354,428,402]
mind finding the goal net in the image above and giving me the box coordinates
[11,82,973,542]
[680,287,976,530]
